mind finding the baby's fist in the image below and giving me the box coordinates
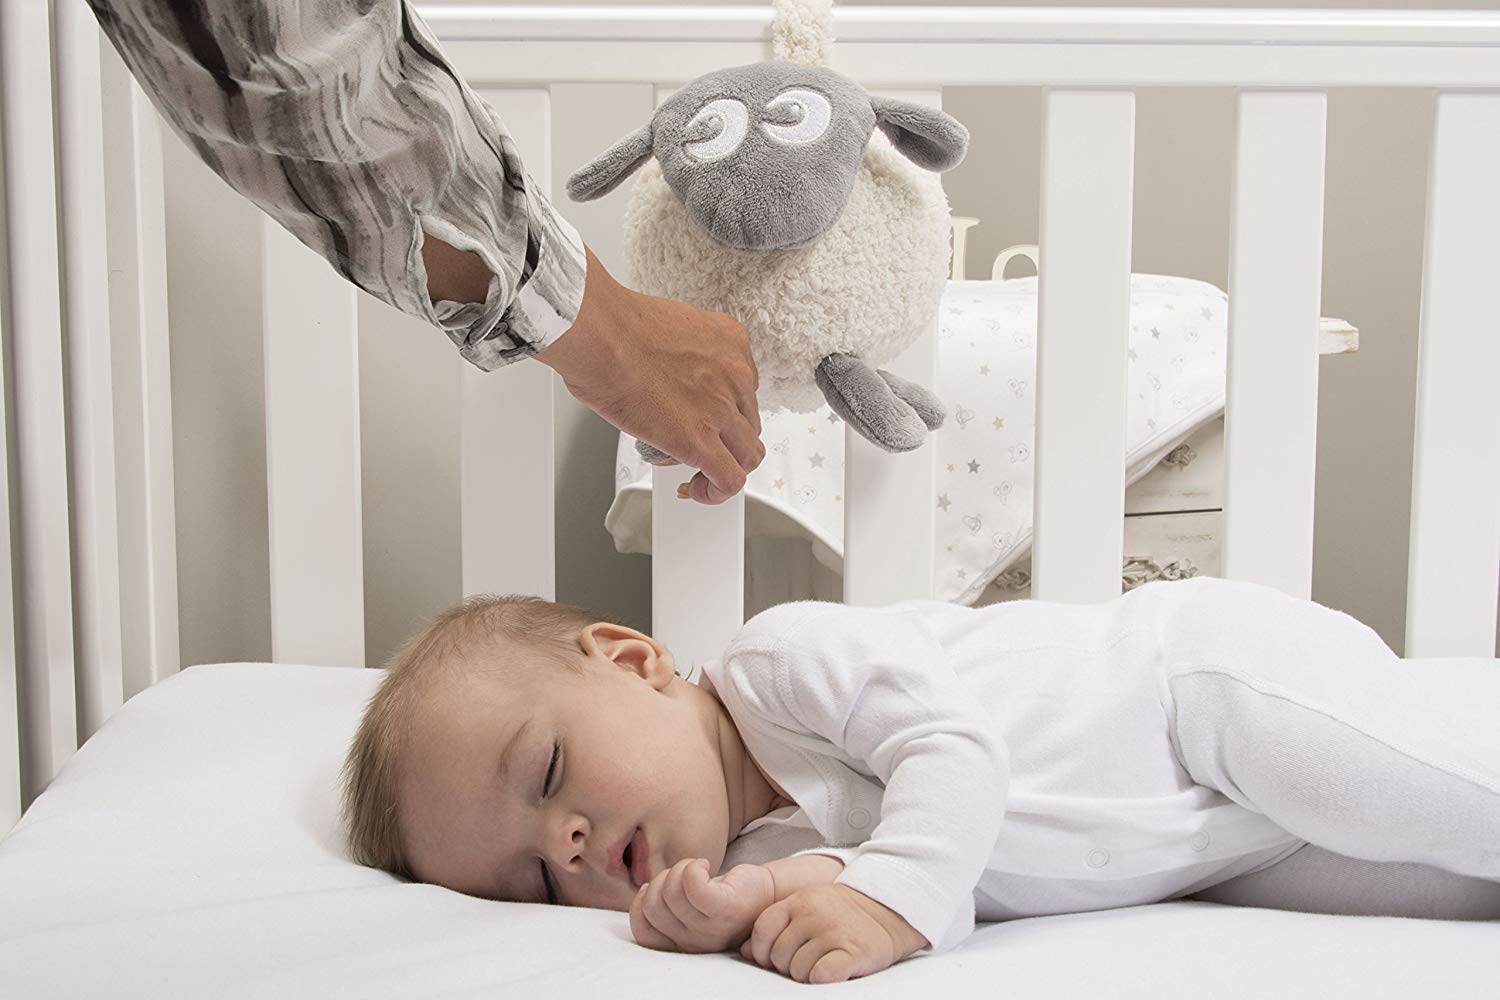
[629,859,775,954]
[740,883,928,984]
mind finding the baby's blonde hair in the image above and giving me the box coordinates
[340,593,610,879]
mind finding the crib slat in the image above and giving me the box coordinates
[0,6,28,827]
[646,85,745,676]
[1406,93,1500,657]
[100,50,180,698]
[462,89,557,601]
[263,221,366,667]
[57,4,125,740]
[1221,92,1327,599]
[843,89,943,607]
[1,0,79,802]
[652,467,745,682]
[0,170,17,833]
[1032,89,1136,602]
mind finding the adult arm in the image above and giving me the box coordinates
[86,0,584,366]
[85,0,763,501]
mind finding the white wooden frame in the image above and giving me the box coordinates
[3,4,1498,827]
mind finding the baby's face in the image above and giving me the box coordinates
[396,624,732,913]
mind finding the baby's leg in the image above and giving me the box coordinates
[1163,579,1500,884]
[1190,843,1500,919]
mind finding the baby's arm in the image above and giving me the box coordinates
[765,852,845,900]
[630,849,926,979]
[722,604,1011,961]
[742,852,930,983]
[628,852,845,954]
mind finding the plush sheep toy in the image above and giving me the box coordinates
[564,0,968,456]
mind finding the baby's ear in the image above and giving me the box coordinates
[581,622,676,689]
[870,97,969,172]
[566,125,654,201]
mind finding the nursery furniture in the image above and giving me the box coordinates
[606,240,1361,613]
[2,5,1497,997]
[972,246,1362,605]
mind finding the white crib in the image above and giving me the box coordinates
[3,6,1500,996]
[3,0,1499,871]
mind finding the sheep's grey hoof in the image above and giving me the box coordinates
[635,439,674,465]
[814,353,927,453]
[876,368,945,431]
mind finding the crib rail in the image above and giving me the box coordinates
[2,4,1499,827]
[427,7,1500,88]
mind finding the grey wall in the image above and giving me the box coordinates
[163,131,272,665]
[935,84,1441,655]
[163,1,1498,670]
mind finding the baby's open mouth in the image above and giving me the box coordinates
[623,826,650,888]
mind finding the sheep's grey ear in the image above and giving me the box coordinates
[565,125,653,201]
[870,97,969,172]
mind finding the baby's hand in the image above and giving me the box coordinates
[740,883,928,984]
[629,858,775,954]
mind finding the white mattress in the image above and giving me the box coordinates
[2,664,1495,999]
[607,275,1231,603]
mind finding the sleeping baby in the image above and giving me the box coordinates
[341,577,1500,984]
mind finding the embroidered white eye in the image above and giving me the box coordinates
[683,98,749,161]
[760,89,831,145]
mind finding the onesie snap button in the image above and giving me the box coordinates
[1190,831,1211,852]
[847,807,871,830]
[1085,848,1110,869]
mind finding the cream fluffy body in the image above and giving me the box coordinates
[623,131,953,413]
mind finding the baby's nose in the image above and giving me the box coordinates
[551,820,590,870]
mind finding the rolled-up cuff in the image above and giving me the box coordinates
[419,175,586,371]
[500,183,587,356]
[435,178,585,372]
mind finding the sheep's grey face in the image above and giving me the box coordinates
[651,62,876,252]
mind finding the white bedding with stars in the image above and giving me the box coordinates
[607,275,1230,602]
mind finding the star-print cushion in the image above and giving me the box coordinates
[605,274,1228,604]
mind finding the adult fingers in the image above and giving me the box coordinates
[676,440,746,505]
[729,349,762,441]
[716,310,759,396]
[628,885,676,951]
[737,387,763,441]
[706,314,761,484]
[720,425,766,479]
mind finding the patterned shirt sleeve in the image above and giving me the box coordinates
[85,0,588,370]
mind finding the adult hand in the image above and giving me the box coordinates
[536,246,764,504]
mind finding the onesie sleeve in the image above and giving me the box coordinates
[729,603,1010,955]
[86,0,587,370]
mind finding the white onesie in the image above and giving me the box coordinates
[702,577,1312,953]
[704,576,1500,953]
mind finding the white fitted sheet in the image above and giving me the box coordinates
[2,664,1494,999]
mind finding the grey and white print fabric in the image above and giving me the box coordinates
[86,0,587,369]
[609,274,1230,603]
